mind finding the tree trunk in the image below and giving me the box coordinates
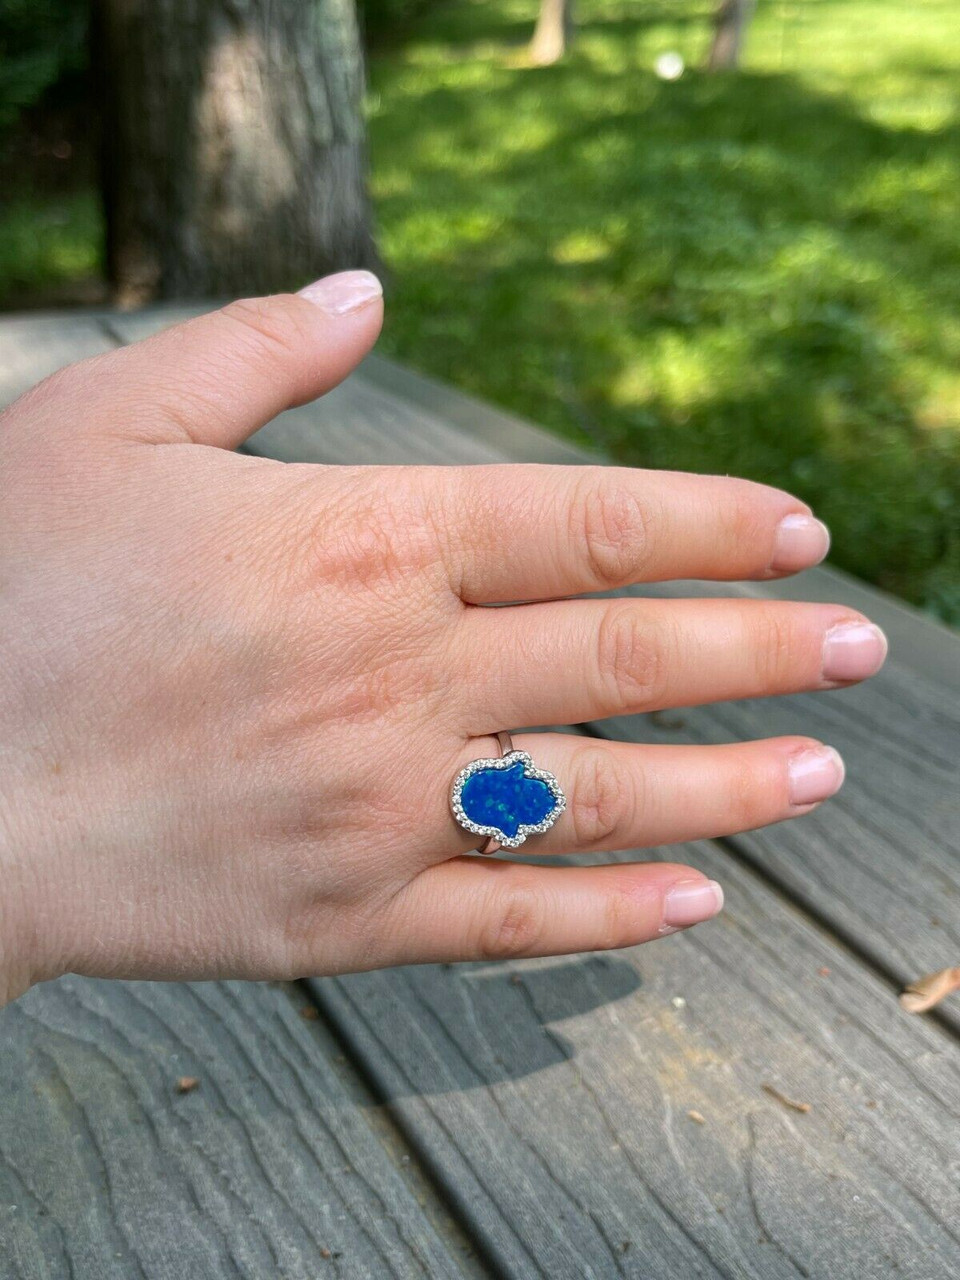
[529,0,574,66]
[95,0,376,305]
[707,0,755,71]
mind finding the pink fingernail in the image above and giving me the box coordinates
[297,270,382,315]
[788,746,845,807]
[664,879,724,928]
[770,514,831,573]
[822,622,888,683]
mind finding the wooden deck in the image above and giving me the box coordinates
[1,306,959,1279]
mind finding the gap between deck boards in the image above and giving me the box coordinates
[292,979,497,1280]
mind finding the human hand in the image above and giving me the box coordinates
[0,272,887,1004]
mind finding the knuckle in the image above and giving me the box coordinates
[727,485,774,559]
[576,472,653,589]
[751,608,805,689]
[570,746,634,849]
[596,601,667,713]
[600,887,641,952]
[220,295,308,367]
[299,472,445,594]
[478,884,545,961]
[727,758,765,829]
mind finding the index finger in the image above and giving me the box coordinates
[437,465,829,602]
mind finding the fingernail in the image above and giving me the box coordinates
[664,879,724,929]
[297,270,382,315]
[822,622,888,683]
[770,514,830,573]
[788,745,845,807]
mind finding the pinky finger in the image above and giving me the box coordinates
[380,857,724,966]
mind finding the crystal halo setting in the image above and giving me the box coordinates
[451,748,566,850]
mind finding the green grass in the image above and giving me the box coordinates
[367,0,960,621]
[0,186,100,306]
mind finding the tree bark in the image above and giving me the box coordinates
[707,0,755,70]
[95,0,376,305]
[529,0,574,66]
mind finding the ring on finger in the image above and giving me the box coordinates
[451,730,566,854]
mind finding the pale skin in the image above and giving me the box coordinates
[0,271,888,1007]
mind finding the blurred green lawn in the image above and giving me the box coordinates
[1,0,958,619]
[367,0,960,620]
[0,189,99,300]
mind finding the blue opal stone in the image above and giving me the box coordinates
[460,761,555,839]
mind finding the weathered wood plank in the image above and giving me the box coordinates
[246,378,511,467]
[311,842,960,1280]
[0,978,484,1280]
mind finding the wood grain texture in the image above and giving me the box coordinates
[312,841,960,1279]
[0,978,482,1280]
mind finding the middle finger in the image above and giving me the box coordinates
[462,597,888,730]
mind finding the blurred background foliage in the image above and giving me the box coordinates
[0,0,97,302]
[0,0,86,133]
[1,0,958,621]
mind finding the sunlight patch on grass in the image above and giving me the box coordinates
[552,232,611,265]
[368,0,960,619]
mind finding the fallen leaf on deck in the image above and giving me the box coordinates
[762,1083,810,1114]
[175,1076,199,1094]
[687,1109,705,1124]
[899,966,960,1013]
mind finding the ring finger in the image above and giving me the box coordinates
[448,732,845,858]
[379,732,844,966]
